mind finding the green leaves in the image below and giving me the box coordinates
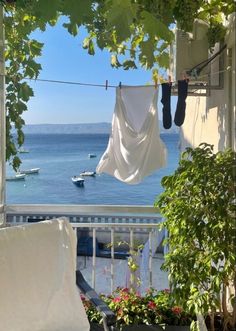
[106,0,137,43]
[83,37,95,55]
[122,60,137,70]
[110,54,121,68]
[62,0,94,26]
[18,83,34,102]
[34,0,60,22]
[155,144,236,322]
[62,22,78,37]
[141,11,174,43]
[139,39,156,69]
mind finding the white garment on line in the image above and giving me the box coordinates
[96,86,167,184]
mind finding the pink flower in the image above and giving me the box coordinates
[123,295,129,301]
[113,297,121,303]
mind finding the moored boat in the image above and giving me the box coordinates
[18,148,29,153]
[6,174,26,181]
[88,154,97,158]
[71,176,85,187]
[80,171,96,177]
[19,168,40,175]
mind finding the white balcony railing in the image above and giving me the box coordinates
[6,204,168,293]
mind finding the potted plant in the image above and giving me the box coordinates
[81,287,194,330]
[155,144,236,331]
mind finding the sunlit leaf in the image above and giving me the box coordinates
[141,11,174,42]
[111,54,121,68]
[106,0,137,42]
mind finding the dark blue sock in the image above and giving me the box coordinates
[161,83,172,129]
[174,80,188,127]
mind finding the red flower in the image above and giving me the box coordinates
[118,308,123,316]
[147,301,157,310]
[121,288,129,293]
[80,294,86,301]
[172,306,183,315]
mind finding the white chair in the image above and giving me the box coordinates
[0,218,116,331]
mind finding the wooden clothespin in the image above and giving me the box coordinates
[105,80,108,90]
[168,75,172,85]
[154,76,158,89]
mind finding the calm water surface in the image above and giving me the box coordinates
[6,133,180,205]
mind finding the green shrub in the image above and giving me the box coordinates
[155,143,236,331]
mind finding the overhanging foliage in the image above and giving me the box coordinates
[1,0,235,168]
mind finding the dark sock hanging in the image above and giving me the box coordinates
[161,83,172,129]
[174,80,188,127]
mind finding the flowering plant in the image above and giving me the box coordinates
[150,289,194,326]
[81,287,194,327]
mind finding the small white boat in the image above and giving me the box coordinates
[71,176,85,187]
[88,154,97,158]
[19,168,40,175]
[18,148,29,153]
[80,171,96,177]
[6,174,25,181]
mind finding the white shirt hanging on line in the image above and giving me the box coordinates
[96,86,167,184]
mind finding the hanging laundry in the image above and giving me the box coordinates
[161,82,172,129]
[174,79,189,126]
[96,86,167,184]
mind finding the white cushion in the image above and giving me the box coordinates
[0,218,90,331]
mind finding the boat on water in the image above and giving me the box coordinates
[80,171,96,177]
[19,168,40,175]
[88,154,97,158]
[18,148,29,153]
[71,176,85,187]
[6,174,25,181]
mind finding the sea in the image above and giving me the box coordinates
[6,133,180,206]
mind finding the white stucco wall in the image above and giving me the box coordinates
[179,13,235,153]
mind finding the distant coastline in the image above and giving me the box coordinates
[18,122,179,135]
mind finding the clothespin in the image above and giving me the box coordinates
[182,72,189,82]
[105,80,108,90]
[154,76,158,89]
[119,82,122,89]
[168,75,172,85]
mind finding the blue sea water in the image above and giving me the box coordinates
[6,133,180,205]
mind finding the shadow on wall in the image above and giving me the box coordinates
[205,93,227,151]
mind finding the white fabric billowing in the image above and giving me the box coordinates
[0,219,90,331]
[96,86,167,184]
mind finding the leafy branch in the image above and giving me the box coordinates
[1,0,235,167]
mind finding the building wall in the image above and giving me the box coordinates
[179,13,235,153]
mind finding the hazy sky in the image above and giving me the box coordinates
[23,18,157,124]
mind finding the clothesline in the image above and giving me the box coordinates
[25,78,117,89]
[1,67,231,89]
[24,67,231,88]
[192,66,232,80]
